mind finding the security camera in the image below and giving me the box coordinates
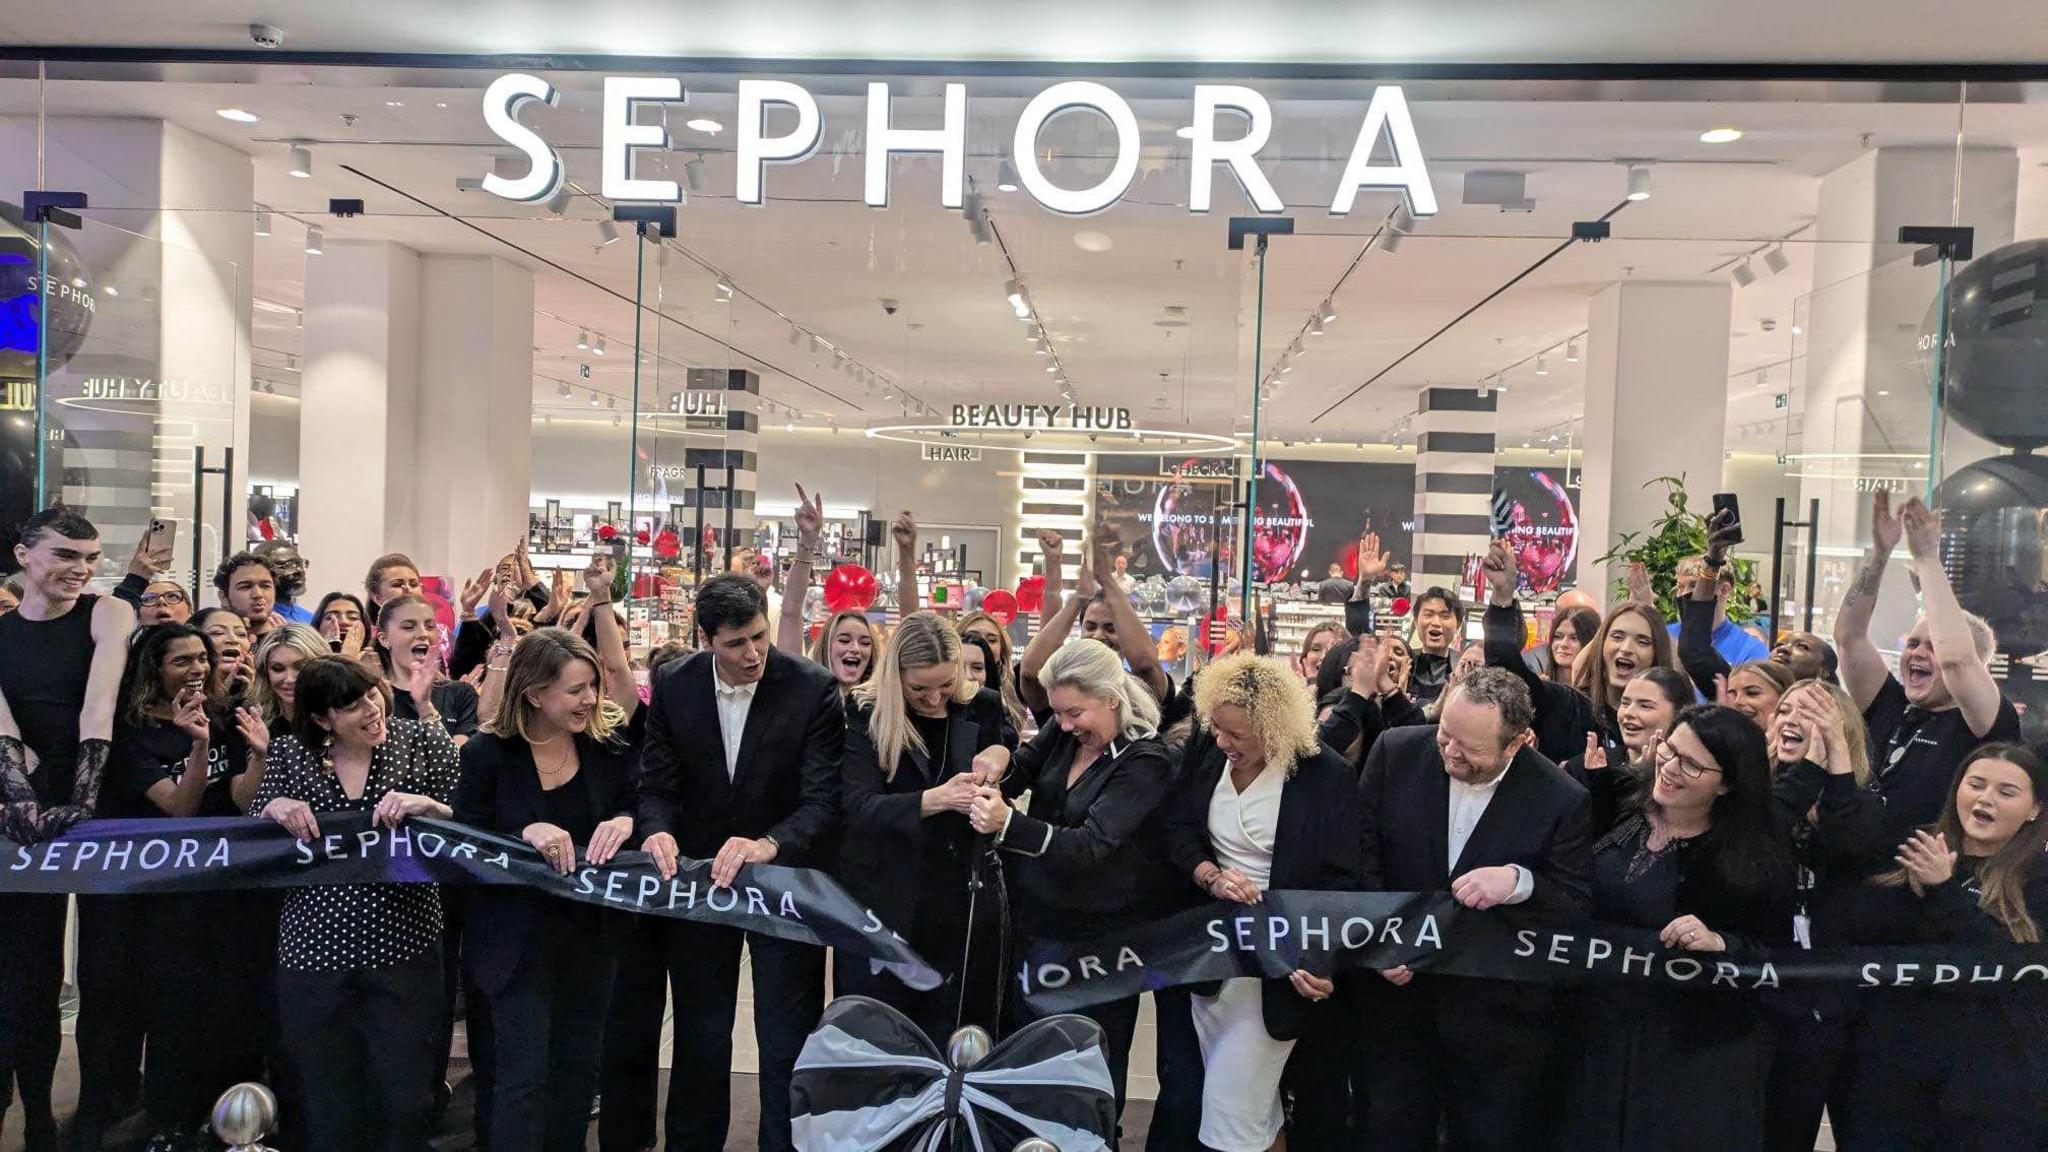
[250,23,286,48]
[880,298,900,316]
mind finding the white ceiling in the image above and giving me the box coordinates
[7,0,2048,65]
[6,62,2048,449]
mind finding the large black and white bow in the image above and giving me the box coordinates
[789,996,1116,1152]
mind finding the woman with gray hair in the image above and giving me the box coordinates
[968,637,1179,1127]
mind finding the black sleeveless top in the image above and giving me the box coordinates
[0,592,100,801]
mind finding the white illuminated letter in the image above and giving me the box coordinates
[864,82,966,209]
[1188,85,1281,214]
[1329,86,1438,217]
[1013,81,1139,216]
[480,73,563,203]
[602,76,683,202]
[736,80,822,205]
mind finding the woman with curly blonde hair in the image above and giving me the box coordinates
[1163,653,1364,1150]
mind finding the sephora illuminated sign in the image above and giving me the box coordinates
[480,75,1437,218]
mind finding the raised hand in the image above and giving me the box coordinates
[1481,539,1517,605]
[1074,554,1099,601]
[1355,532,1389,581]
[1899,497,1942,562]
[891,510,918,553]
[1582,731,1608,773]
[1871,489,1902,555]
[1895,828,1957,895]
[1035,529,1064,557]
[1705,507,1741,565]
[584,554,616,599]
[794,483,826,545]
[235,706,270,758]
[459,566,493,618]
[1625,560,1656,608]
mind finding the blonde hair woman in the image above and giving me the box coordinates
[835,612,1015,1038]
[454,628,637,1152]
[247,624,329,735]
[1164,654,1363,1150]
[967,638,1175,1123]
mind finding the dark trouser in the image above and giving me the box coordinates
[433,889,493,1147]
[661,922,824,1152]
[72,895,147,1148]
[0,894,67,1152]
[1283,990,1358,1148]
[482,924,617,1152]
[1765,1001,1852,1152]
[1145,987,1203,1152]
[597,916,669,1152]
[277,947,444,1152]
[1362,983,1550,1152]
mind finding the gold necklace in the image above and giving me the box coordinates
[533,737,576,778]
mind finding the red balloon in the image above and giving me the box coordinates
[822,564,879,614]
[1014,574,1046,614]
[596,523,618,542]
[981,589,1019,626]
[1390,596,1412,617]
[634,528,651,546]
[653,529,681,560]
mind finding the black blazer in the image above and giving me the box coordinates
[996,725,1180,938]
[1359,724,1593,928]
[1165,743,1363,1041]
[836,688,1013,933]
[1483,602,1600,764]
[635,647,845,866]
[1316,688,1426,772]
[454,729,637,994]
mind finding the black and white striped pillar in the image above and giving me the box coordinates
[1411,386,1498,595]
[674,366,759,558]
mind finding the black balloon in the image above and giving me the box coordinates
[1924,239,2048,450]
[0,200,95,378]
[1934,452,2048,659]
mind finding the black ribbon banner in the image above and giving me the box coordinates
[0,814,941,992]
[1019,890,2048,1014]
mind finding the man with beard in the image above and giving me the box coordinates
[0,507,136,1150]
[1835,490,2020,840]
[254,538,315,624]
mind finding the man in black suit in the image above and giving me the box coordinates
[1356,666,1592,1152]
[634,574,844,1152]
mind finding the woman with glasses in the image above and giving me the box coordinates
[1561,704,1795,1151]
[137,579,192,625]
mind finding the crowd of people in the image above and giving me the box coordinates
[0,484,2040,1152]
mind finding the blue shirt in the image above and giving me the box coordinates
[278,601,316,625]
[1667,617,1769,668]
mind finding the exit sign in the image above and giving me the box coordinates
[1773,392,1788,410]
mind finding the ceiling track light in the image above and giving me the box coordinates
[253,210,272,237]
[787,325,801,347]
[1625,164,1652,201]
[1535,353,1549,376]
[545,186,572,216]
[576,330,590,351]
[1318,300,1337,325]
[997,156,1021,193]
[714,277,735,303]
[1731,258,1758,288]
[589,390,602,407]
[593,336,607,357]
[1763,243,1791,275]
[287,144,313,179]
[557,382,571,398]
[598,218,621,246]
[684,153,707,195]
[1309,317,1325,337]
[303,226,324,256]
[1565,338,1581,363]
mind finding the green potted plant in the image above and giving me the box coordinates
[1594,474,1759,624]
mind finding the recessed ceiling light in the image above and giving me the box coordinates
[1699,127,1744,145]
[1074,230,1113,253]
[102,285,118,297]
[216,108,260,123]
[686,118,722,134]
[384,100,405,108]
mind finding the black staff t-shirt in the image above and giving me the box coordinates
[107,718,249,819]
[1863,672,2022,839]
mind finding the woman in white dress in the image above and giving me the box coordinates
[1165,652,1364,1150]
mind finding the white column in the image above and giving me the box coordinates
[1580,280,1732,598]
[1410,386,1497,594]
[299,240,421,597]
[414,255,535,582]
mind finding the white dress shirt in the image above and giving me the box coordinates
[711,664,757,782]
[1447,762,1534,903]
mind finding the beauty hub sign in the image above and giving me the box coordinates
[480,76,1437,218]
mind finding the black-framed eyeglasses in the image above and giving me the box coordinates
[1654,741,1722,780]
[141,589,189,607]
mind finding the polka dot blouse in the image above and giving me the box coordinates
[251,718,460,973]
